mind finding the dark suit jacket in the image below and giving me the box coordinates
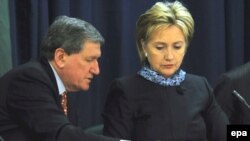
[103,74,228,141]
[214,62,250,124]
[0,58,118,141]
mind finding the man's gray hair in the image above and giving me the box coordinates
[40,16,104,60]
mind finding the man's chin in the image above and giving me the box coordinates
[82,85,90,91]
[68,85,90,92]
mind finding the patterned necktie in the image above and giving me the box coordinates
[60,91,68,116]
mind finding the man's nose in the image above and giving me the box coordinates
[90,61,100,75]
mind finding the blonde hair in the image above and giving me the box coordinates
[136,1,194,63]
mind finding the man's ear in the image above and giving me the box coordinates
[53,48,67,68]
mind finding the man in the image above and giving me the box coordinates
[0,16,120,141]
[214,62,250,124]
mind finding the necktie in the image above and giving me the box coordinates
[60,91,68,116]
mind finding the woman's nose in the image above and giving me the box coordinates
[164,49,174,60]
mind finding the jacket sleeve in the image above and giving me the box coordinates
[201,77,229,141]
[214,74,236,121]
[102,79,134,140]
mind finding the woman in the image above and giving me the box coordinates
[103,1,228,141]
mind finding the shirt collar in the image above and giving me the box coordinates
[49,62,66,95]
[137,63,186,86]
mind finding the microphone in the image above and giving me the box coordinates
[176,85,185,94]
[232,90,250,109]
[0,136,4,141]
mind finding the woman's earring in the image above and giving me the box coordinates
[145,52,148,57]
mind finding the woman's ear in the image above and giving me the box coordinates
[53,48,67,68]
[141,39,147,54]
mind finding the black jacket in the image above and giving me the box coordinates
[214,62,250,124]
[0,58,118,141]
[103,74,228,141]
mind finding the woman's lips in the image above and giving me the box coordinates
[162,64,174,68]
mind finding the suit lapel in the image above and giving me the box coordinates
[39,57,61,106]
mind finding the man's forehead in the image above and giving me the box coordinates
[81,42,101,56]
